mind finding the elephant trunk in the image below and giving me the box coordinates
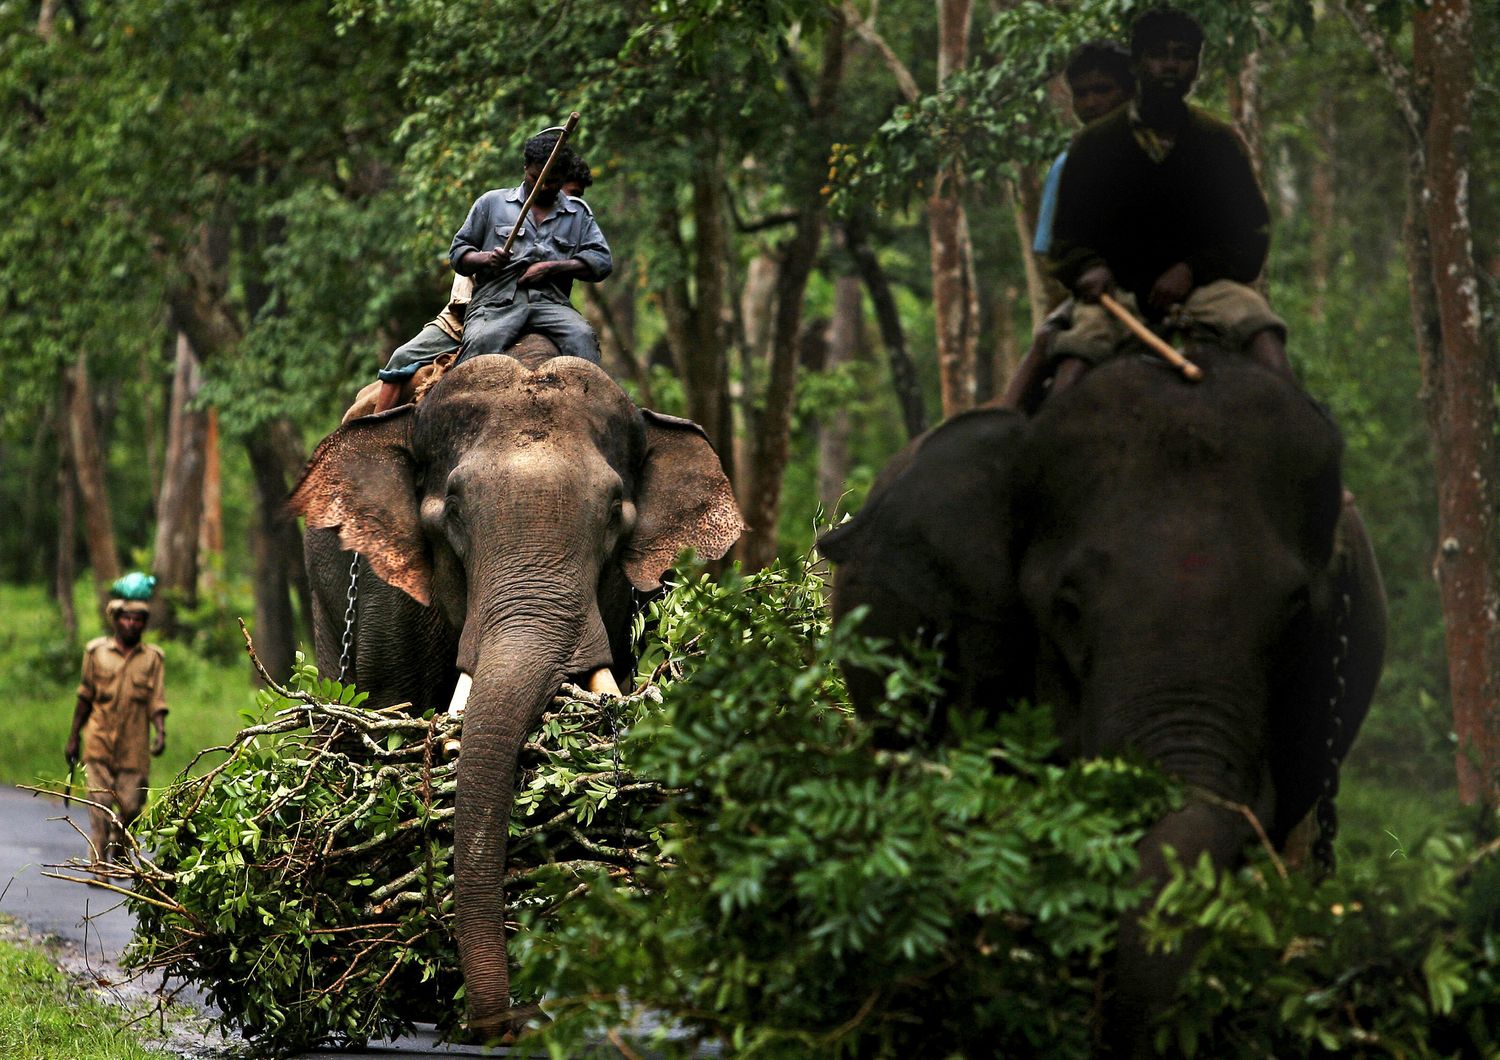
[452,644,563,1040]
[1110,801,1252,1056]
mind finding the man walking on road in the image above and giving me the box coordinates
[65,580,167,879]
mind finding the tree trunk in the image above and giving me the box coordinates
[686,152,733,475]
[141,346,162,510]
[841,215,926,438]
[819,271,862,517]
[36,0,59,39]
[1227,45,1266,182]
[63,355,120,617]
[151,332,210,635]
[740,20,845,569]
[1308,87,1337,323]
[199,408,223,594]
[1008,171,1054,330]
[930,0,979,418]
[989,283,1022,404]
[1409,0,1500,806]
[244,419,308,685]
[54,396,78,644]
[737,251,780,498]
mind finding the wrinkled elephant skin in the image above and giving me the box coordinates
[291,352,744,1039]
[819,348,1386,1052]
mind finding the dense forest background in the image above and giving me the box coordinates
[1,0,1496,820]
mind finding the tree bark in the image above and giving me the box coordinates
[54,395,78,644]
[199,407,223,594]
[930,0,978,418]
[244,419,308,685]
[686,152,733,474]
[1346,0,1500,805]
[818,271,862,517]
[63,355,120,617]
[989,283,1022,404]
[1409,0,1500,806]
[841,215,926,439]
[151,331,210,635]
[36,0,60,40]
[740,19,845,569]
[1008,171,1055,331]
[1308,87,1337,323]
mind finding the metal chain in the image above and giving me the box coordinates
[338,554,359,683]
[1313,586,1352,873]
[606,694,627,857]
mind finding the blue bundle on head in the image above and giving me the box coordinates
[111,572,157,601]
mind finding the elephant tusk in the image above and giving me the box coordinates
[587,667,621,697]
[447,672,473,719]
[442,672,473,757]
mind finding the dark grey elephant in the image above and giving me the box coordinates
[818,348,1385,1050]
[290,350,744,1039]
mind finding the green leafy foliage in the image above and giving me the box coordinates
[515,561,1500,1058]
[121,654,669,1057]
[514,560,1181,1056]
[1142,830,1500,1057]
[91,560,1500,1057]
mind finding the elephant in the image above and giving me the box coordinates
[818,346,1385,1051]
[289,348,745,1039]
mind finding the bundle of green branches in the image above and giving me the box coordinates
[114,645,671,1056]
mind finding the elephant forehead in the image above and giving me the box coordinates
[418,357,643,466]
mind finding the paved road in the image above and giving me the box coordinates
[0,786,499,1057]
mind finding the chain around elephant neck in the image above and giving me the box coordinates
[339,554,359,683]
[1312,582,1353,873]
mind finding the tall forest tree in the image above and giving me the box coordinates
[1341,0,1500,806]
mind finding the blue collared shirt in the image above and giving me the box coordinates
[1032,150,1067,256]
[449,184,612,307]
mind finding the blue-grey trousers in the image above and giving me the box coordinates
[459,291,600,365]
[379,322,459,382]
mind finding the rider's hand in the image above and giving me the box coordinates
[517,261,554,286]
[465,247,511,271]
[1148,262,1193,313]
[64,737,78,769]
[480,246,513,269]
[1076,265,1115,303]
[151,725,166,757]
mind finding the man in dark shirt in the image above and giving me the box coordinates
[1046,7,1287,387]
[1000,39,1134,411]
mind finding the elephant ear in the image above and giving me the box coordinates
[287,408,433,606]
[818,406,1027,624]
[625,410,746,591]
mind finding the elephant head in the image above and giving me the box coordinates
[820,348,1386,1047]
[290,352,744,1039]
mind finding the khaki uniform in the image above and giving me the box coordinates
[1053,280,1286,365]
[76,637,166,863]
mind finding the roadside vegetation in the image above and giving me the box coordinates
[0,928,170,1060]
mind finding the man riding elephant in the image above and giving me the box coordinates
[369,135,610,415]
[1045,6,1289,397]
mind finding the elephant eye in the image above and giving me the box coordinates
[1053,585,1084,628]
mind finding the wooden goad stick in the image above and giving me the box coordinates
[1099,292,1203,382]
[501,111,581,256]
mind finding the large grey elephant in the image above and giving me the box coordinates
[818,348,1385,1050]
[290,350,744,1039]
